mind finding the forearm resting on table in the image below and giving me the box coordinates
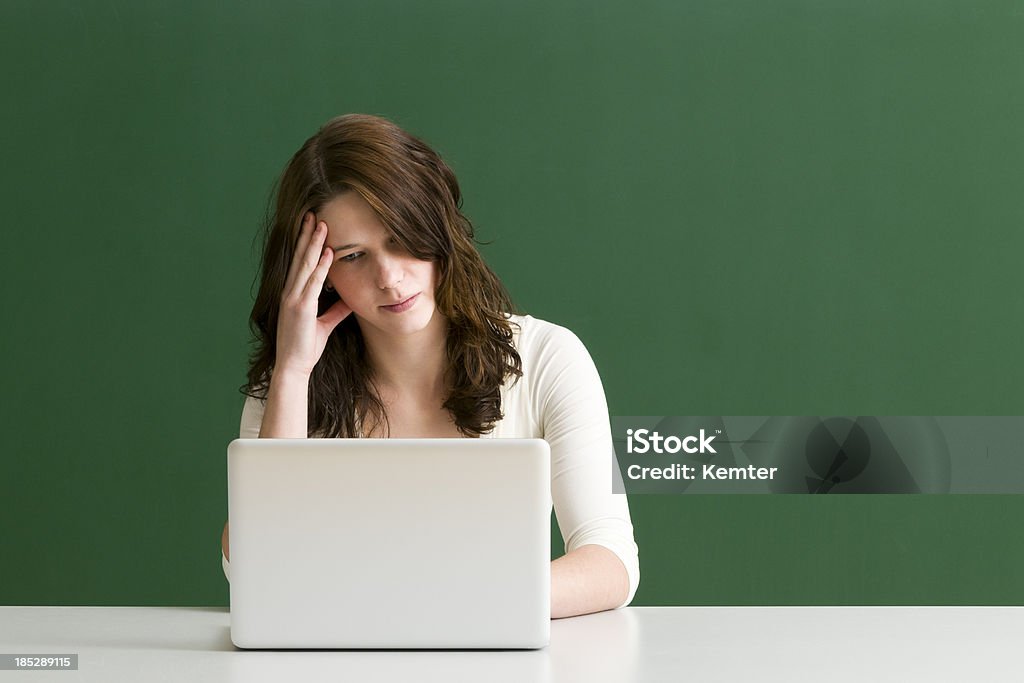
[551,544,630,619]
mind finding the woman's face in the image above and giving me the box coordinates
[318,191,441,337]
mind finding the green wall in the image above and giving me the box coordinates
[2,0,1022,606]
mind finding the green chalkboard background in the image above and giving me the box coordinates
[2,1,1022,606]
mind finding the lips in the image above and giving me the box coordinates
[380,293,419,313]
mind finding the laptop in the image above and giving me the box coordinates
[227,438,551,649]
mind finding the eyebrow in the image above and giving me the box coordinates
[329,242,359,252]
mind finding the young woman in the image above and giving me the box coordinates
[221,114,639,618]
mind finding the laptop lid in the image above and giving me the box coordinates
[227,438,551,649]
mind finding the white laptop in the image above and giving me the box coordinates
[227,438,551,649]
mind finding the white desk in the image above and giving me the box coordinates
[2,606,1020,682]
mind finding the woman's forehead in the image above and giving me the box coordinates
[318,192,388,242]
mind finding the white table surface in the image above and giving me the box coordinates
[2,606,1021,682]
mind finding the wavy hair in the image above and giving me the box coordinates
[242,114,522,437]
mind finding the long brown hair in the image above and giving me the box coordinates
[242,114,522,437]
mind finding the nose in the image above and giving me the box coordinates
[375,253,404,291]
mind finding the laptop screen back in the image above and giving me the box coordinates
[227,438,551,649]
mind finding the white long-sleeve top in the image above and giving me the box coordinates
[223,314,640,607]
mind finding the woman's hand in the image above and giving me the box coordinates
[274,212,352,378]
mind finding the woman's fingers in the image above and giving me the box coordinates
[302,240,335,302]
[274,213,343,378]
[283,212,317,295]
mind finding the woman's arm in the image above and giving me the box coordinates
[258,369,311,438]
[224,214,350,578]
[551,544,629,619]
[260,211,352,439]
[527,320,641,616]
